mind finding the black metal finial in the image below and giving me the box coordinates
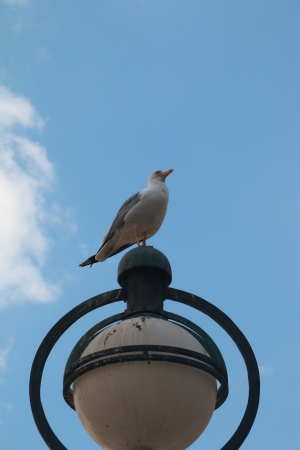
[117,246,172,314]
[117,246,172,285]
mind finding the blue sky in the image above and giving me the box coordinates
[0,1,299,448]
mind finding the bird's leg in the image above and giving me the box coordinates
[134,227,140,247]
[142,237,146,246]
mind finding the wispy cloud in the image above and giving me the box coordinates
[259,364,274,376]
[0,85,74,307]
[0,401,13,429]
[1,0,26,4]
[0,402,13,412]
[36,47,53,65]
[12,16,31,35]
[0,338,14,371]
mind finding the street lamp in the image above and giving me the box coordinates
[30,246,260,449]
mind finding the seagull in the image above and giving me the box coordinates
[79,169,174,267]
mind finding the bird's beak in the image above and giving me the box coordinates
[160,169,174,177]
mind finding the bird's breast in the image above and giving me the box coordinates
[124,187,168,237]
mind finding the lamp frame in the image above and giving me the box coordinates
[29,286,260,450]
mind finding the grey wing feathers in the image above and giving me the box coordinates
[98,191,141,249]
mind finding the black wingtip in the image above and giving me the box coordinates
[79,255,98,267]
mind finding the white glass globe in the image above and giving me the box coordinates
[73,317,216,450]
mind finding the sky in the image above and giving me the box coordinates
[0,0,299,449]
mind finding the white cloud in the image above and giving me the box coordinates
[0,85,70,306]
[0,86,43,129]
[0,338,14,371]
[259,364,274,376]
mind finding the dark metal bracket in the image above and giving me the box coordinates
[63,344,228,411]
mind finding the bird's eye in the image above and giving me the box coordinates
[155,171,161,175]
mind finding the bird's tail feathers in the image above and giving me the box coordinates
[79,255,98,268]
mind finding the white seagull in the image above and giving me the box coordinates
[79,169,174,267]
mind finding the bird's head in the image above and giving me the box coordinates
[148,169,174,185]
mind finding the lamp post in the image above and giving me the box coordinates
[30,246,260,449]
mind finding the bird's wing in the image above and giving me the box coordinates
[98,191,141,250]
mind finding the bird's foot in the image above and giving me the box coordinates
[134,227,140,247]
[142,237,146,246]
